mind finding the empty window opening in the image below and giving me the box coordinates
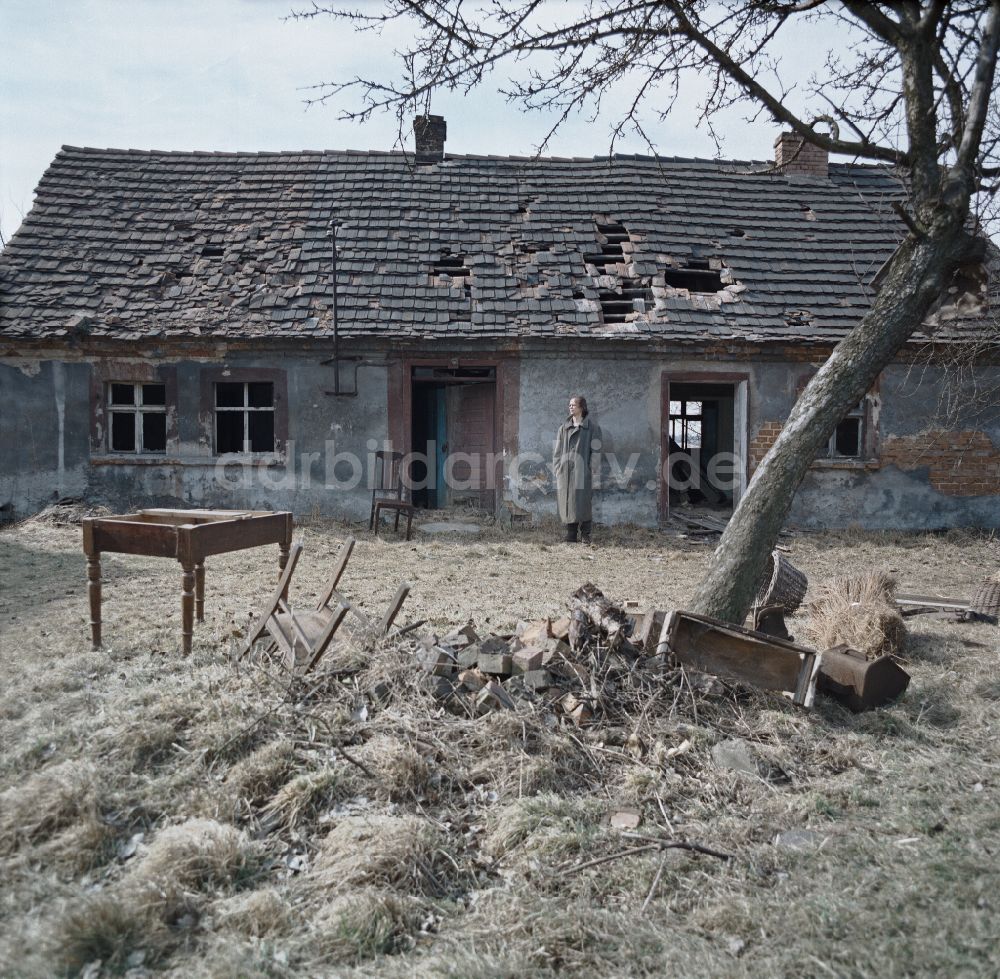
[215,381,275,454]
[663,262,724,293]
[108,382,167,454]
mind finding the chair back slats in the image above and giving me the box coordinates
[237,541,303,660]
[379,582,412,635]
[317,536,356,610]
[239,537,411,673]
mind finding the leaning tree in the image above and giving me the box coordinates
[296,0,1000,622]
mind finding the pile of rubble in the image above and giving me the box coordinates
[415,584,673,726]
[411,576,916,722]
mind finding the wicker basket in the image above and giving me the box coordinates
[754,549,808,613]
[970,576,1000,617]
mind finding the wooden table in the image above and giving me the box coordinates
[82,508,294,655]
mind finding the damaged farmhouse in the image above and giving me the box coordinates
[1,120,998,529]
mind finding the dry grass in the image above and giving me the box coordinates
[134,818,260,892]
[803,568,908,658]
[1,517,999,977]
[313,814,460,897]
[0,760,101,855]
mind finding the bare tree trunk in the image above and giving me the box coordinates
[689,221,982,623]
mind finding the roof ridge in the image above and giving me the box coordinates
[55,144,889,171]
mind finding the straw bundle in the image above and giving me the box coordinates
[803,569,906,659]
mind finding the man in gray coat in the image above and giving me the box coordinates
[554,395,601,543]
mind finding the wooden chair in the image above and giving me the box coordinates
[369,449,416,541]
[237,537,411,674]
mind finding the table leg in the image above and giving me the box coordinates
[87,553,102,649]
[181,561,195,655]
[195,562,205,622]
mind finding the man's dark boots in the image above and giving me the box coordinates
[564,522,579,542]
[580,521,593,545]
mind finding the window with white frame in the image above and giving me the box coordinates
[215,381,275,454]
[818,400,866,459]
[107,382,167,453]
[669,399,703,450]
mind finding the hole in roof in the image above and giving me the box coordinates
[729,228,746,237]
[584,220,631,270]
[598,279,653,323]
[432,252,472,298]
[201,245,224,258]
[663,263,724,294]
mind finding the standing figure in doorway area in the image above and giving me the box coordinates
[554,395,601,544]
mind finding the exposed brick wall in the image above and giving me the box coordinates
[882,430,1000,496]
[774,132,829,178]
[750,420,784,471]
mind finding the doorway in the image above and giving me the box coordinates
[410,366,497,510]
[661,373,748,520]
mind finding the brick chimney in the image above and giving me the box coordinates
[774,131,828,177]
[413,114,447,165]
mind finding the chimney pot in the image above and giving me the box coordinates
[774,131,828,178]
[413,114,447,165]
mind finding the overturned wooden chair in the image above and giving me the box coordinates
[237,537,411,674]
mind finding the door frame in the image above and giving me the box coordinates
[659,371,750,522]
[388,356,513,511]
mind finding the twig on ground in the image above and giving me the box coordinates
[556,843,661,875]
[642,853,667,912]
[619,831,733,860]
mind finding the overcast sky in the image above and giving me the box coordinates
[1,0,847,245]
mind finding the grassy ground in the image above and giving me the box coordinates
[0,512,998,978]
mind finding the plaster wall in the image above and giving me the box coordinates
[0,359,90,516]
[514,353,1000,530]
[0,351,389,521]
[2,348,998,530]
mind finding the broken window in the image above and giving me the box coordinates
[215,381,275,454]
[817,401,866,459]
[663,259,724,293]
[107,382,167,454]
[669,399,703,450]
[798,371,875,463]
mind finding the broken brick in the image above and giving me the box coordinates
[478,652,513,676]
[551,616,571,640]
[521,669,553,691]
[512,646,545,674]
[418,645,457,677]
[521,619,555,645]
[458,668,487,692]
[476,680,516,713]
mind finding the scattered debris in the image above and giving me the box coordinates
[609,809,642,831]
[817,643,910,712]
[752,604,793,642]
[711,738,766,777]
[969,574,1000,619]
[773,829,827,850]
[754,549,808,615]
[657,610,822,708]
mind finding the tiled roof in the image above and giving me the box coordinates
[0,144,967,344]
